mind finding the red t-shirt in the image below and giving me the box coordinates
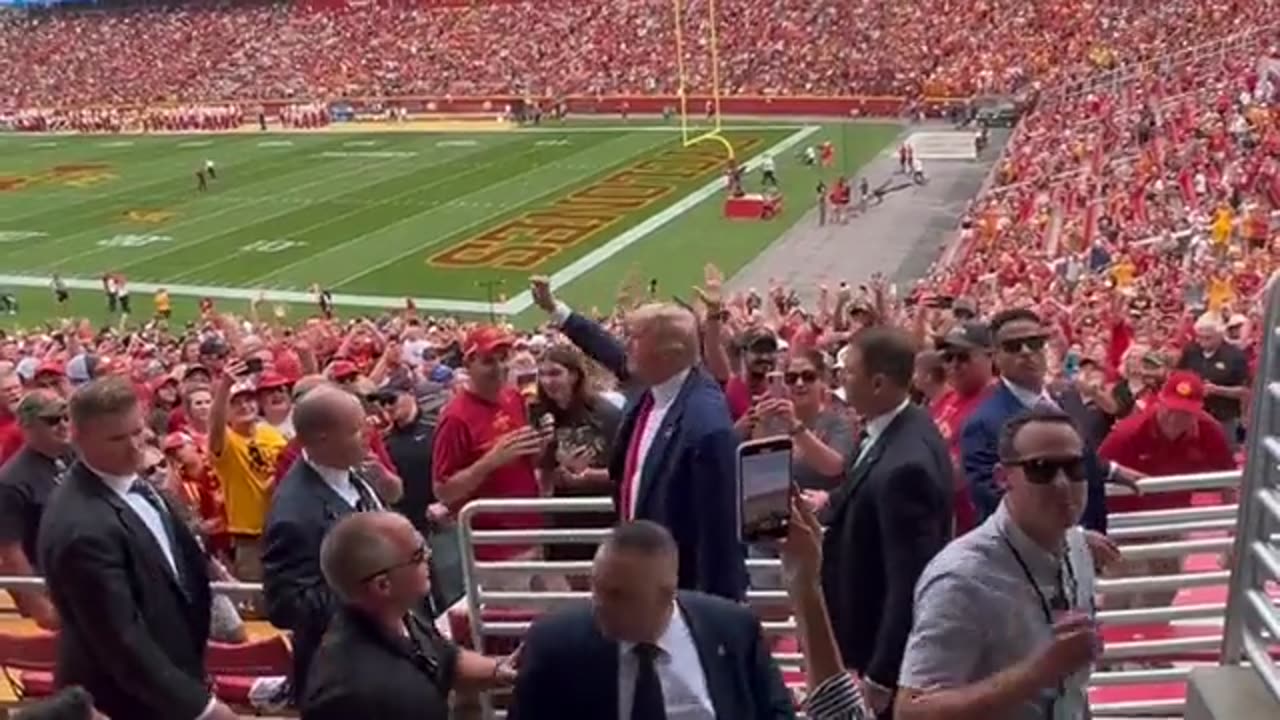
[432,386,542,560]
[930,384,990,534]
[1099,407,1236,512]
[0,415,23,467]
[723,375,754,421]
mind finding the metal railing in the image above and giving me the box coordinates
[1221,272,1280,703]
[454,470,1256,719]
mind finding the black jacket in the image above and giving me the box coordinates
[262,460,379,698]
[302,606,457,720]
[37,462,212,720]
[511,590,795,720]
[820,402,952,692]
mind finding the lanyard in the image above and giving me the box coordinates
[1000,533,1080,720]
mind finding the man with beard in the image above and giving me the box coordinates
[722,328,781,422]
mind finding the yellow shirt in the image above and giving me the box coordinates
[1110,261,1135,290]
[154,291,171,312]
[1207,276,1235,312]
[1211,209,1233,246]
[213,423,286,536]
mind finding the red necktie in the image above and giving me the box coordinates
[620,393,654,521]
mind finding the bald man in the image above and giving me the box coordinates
[262,386,395,701]
[303,512,515,720]
[532,277,745,599]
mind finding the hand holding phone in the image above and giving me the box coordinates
[737,437,794,543]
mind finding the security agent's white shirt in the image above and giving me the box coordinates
[88,462,219,720]
[854,397,909,466]
[618,601,715,720]
[303,450,382,510]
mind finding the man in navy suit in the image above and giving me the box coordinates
[530,278,745,599]
[511,520,794,720]
[960,308,1142,533]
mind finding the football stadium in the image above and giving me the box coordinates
[1,1,1279,719]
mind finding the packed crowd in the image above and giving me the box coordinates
[0,0,1273,108]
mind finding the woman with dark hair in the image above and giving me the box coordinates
[529,345,621,564]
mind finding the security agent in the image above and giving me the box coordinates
[896,407,1100,720]
[302,511,517,720]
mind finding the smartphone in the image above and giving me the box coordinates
[766,370,786,399]
[244,357,265,374]
[737,437,794,543]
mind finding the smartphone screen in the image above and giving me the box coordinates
[737,438,793,543]
[244,357,264,374]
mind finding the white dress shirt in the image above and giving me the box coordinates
[618,602,715,720]
[88,462,217,720]
[625,367,691,520]
[1002,378,1054,409]
[303,451,382,510]
[854,398,910,467]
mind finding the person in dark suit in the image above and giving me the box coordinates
[820,327,952,717]
[302,511,517,720]
[37,377,238,720]
[531,277,745,599]
[960,309,1142,533]
[511,520,794,719]
[262,385,391,700]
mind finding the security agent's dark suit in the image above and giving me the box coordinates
[302,606,457,720]
[262,460,380,699]
[820,403,952,709]
[37,462,213,720]
[511,589,795,719]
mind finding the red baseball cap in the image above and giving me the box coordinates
[34,360,65,377]
[162,432,193,452]
[1158,371,1205,413]
[256,372,291,391]
[326,360,359,381]
[463,326,513,359]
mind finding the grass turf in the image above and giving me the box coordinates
[0,121,900,329]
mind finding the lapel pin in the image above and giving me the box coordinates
[717,645,726,657]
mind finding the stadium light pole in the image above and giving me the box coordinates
[476,279,505,324]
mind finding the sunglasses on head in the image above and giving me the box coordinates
[999,336,1048,354]
[1006,456,1086,485]
[359,541,430,583]
[784,370,819,385]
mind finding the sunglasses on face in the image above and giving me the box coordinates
[360,541,430,583]
[39,413,69,426]
[142,460,169,476]
[941,350,971,365]
[1007,456,1086,485]
[784,370,819,385]
[999,336,1048,354]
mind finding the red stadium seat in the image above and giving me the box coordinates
[0,631,57,701]
[206,635,292,707]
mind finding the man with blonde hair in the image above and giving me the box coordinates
[531,277,745,599]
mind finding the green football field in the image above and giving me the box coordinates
[0,121,899,327]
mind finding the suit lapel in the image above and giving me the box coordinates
[76,466,189,598]
[828,406,911,516]
[634,371,697,516]
[584,616,620,716]
[678,595,729,719]
[301,463,358,520]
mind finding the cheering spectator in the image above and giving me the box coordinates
[1176,314,1251,449]
[160,431,230,562]
[929,322,995,534]
[0,367,24,465]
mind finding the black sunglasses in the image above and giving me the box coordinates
[39,413,69,426]
[941,350,972,365]
[999,336,1048,354]
[784,370,819,385]
[142,460,169,476]
[359,542,430,584]
[1006,456,1086,485]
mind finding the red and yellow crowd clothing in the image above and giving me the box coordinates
[930,384,991,534]
[432,386,543,561]
[175,463,230,557]
[1211,207,1234,248]
[1206,274,1236,312]
[212,423,286,536]
[1099,407,1235,512]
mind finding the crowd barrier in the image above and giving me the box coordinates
[0,467,1269,717]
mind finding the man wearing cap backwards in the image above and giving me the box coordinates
[209,359,287,583]
[531,277,745,600]
[432,325,565,592]
[1099,371,1235,609]
[0,390,73,629]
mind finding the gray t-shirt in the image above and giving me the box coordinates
[899,502,1096,720]
[760,408,855,490]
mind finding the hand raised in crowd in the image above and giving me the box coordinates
[755,396,798,428]
[778,496,823,590]
[1032,613,1100,684]
[484,427,545,467]
[218,359,249,387]
[693,262,725,313]
[530,275,557,314]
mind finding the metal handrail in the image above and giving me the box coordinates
[1221,270,1280,704]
